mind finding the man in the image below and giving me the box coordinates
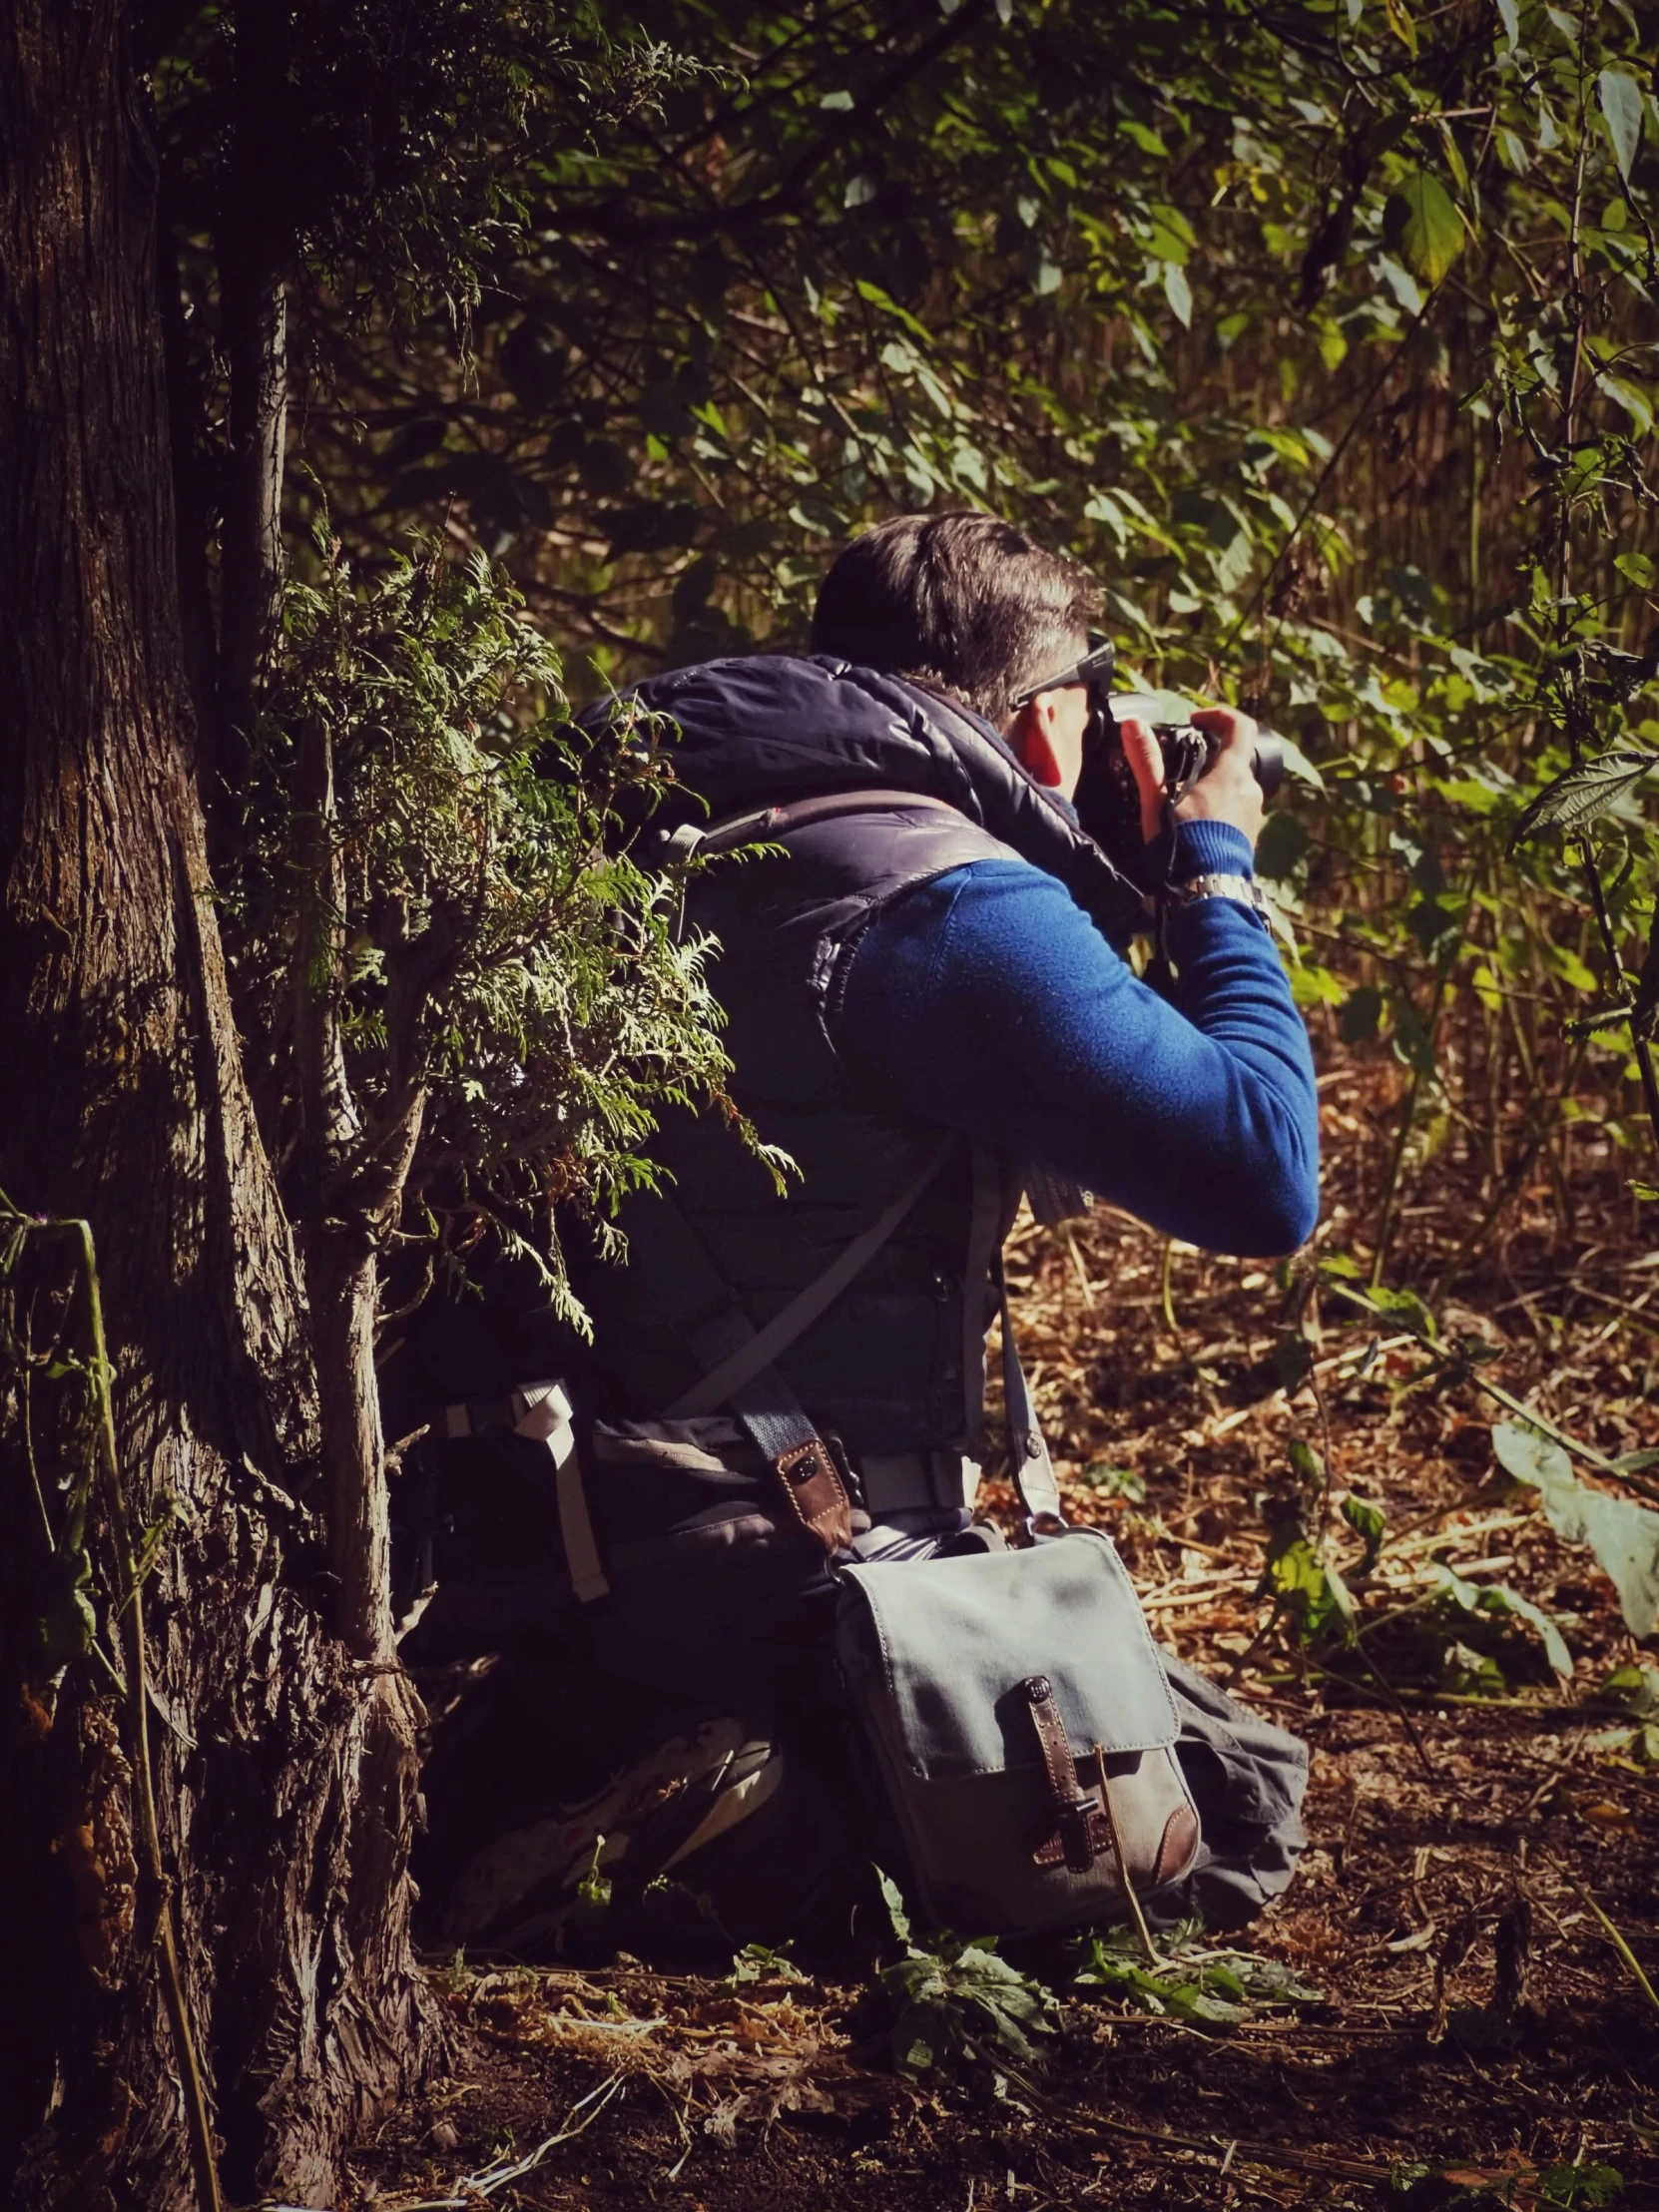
[411,511,1317,1957]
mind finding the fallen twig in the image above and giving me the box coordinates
[1543,1856,1659,2015]
[386,2067,627,2210]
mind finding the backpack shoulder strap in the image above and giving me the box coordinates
[665,1136,953,1419]
[618,1136,950,1556]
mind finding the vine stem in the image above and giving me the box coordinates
[1321,1275,1659,1503]
[0,1195,226,2212]
[1369,909,1466,1288]
[1577,838,1659,1156]
[75,1221,225,2212]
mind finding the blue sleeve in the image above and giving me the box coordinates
[837,822,1319,1257]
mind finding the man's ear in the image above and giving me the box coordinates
[1006,697,1064,788]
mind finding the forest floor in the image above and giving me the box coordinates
[354,1044,1659,2212]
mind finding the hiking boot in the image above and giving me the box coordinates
[442,1715,781,1955]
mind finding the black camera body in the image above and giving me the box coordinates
[1075,688,1285,878]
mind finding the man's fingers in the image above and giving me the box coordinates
[1117,716,1166,844]
[1189,706,1258,759]
[1179,705,1264,843]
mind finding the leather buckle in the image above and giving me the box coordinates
[773,1436,854,1556]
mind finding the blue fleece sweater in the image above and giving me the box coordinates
[837,820,1320,1257]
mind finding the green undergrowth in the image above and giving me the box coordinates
[1072,1919,1325,2026]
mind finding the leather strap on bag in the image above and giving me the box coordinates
[1023,1674,1103,1874]
[668,787,975,863]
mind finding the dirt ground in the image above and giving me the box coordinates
[353,1046,1659,2212]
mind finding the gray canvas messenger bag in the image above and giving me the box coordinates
[834,1526,1200,1936]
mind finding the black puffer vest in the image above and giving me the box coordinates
[578,656,1141,1461]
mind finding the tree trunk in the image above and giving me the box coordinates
[0,7,433,2206]
[218,0,293,754]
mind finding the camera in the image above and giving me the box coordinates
[1075,695,1284,879]
[1011,640,1287,878]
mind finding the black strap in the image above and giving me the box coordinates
[963,1148,1067,1535]
[998,1257,1066,1534]
[667,1140,952,1417]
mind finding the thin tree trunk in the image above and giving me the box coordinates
[221,270,287,744]
[219,0,292,753]
[0,7,433,2205]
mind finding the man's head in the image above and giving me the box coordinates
[811,511,1100,794]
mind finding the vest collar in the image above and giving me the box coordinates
[619,654,1144,939]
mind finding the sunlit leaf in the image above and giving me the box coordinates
[1341,1492,1386,1573]
[1492,1423,1659,1637]
[1382,0,1417,55]
[1597,373,1653,436]
[1597,67,1644,188]
[1366,1282,1438,1339]
[1509,752,1656,845]
[1385,171,1461,284]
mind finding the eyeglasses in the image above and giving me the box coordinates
[1008,636,1117,753]
[1009,636,1116,710]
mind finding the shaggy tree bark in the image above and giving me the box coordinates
[0,6,432,2206]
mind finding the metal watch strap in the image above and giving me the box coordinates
[1162,870,1271,928]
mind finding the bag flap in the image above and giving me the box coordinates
[835,1529,1179,1779]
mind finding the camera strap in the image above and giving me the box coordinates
[963,1146,1066,1535]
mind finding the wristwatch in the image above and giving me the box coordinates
[1161,870,1273,929]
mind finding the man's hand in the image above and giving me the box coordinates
[1119,707,1266,849]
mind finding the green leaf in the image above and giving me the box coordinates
[1597,373,1654,436]
[1366,1282,1438,1340]
[1597,67,1644,187]
[1615,552,1655,589]
[1077,1460,1146,1501]
[1263,1526,1356,1644]
[1509,752,1657,845]
[878,1925,1056,2077]
[1288,1435,1324,1485]
[877,1866,912,1946]
[1494,0,1519,49]
[1477,1581,1573,1679]
[1075,1926,1323,2022]
[1255,810,1312,881]
[1275,1332,1314,1391]
[1276,736,1327,792]
[1385,171,1461,284]
[1375,253,1424,314]
[1535,2161,1625,2210]
[1492,1422,1659,1637]
[575,1834,612,1913]
[1382,0,1417,56]
[1163,263,1194,327]
[1599,1661,1659,1718]
[1341,1493,1386,1573]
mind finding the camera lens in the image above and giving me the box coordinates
[1251,730,1285,802]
